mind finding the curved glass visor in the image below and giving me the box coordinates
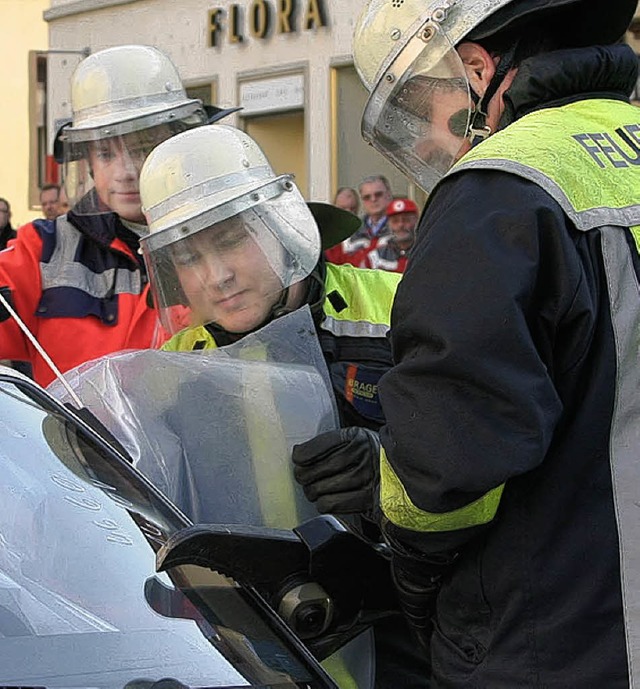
[62,114,206,223]
[143,191,321,336]
[362,22,471,193]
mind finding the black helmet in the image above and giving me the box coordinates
[469,0,637,47]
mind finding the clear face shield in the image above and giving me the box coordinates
[362,21,472,193]
[141,178,321,336]
[60,107,207,224]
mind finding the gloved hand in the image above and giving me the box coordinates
[292,427,380,514]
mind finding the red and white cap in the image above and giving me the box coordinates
[386,198,418,217]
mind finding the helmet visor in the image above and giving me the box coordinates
[62,115,206,223]
[143,189,321,336]
[362,21,471,193]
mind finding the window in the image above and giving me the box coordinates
[330,64,426,208]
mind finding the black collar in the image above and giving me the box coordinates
[502,44,638,125]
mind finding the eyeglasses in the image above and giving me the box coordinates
[362,191,385,202]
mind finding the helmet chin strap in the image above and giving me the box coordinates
[467,40,520,148]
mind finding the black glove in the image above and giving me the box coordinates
[292,427,380,514]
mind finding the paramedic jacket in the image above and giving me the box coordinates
[0,209,162,387]
[377,44,640,688]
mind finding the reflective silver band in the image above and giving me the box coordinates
[451,159,640,231]
[65,101,205,142]
[141,175,294,252]
[144,166,273,225]
[601,227,640,687]
[40,216,141,296]
[73,90,190,124]
[319,315,390,339]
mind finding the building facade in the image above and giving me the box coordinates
[45,0,420,207]
[0,0,50,227]
[42,0,640,208]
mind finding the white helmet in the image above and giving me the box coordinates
[57,45,221,223]
[354,0,636,193]
[353,0,519,193]
[139,125,322,337]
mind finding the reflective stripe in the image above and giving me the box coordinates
[320,315,390,339]
[40,216,141,297]
[454,158,640,232]
[320,262,399,339]
[601,227,640,687]
[451,100,640,231]
[380,446,505,532]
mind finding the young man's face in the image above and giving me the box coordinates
[360,180,391,218]
[88,126,173,223]
[173,218,285,334]
[40,188,60,220]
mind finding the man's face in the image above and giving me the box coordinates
[0,202,10,230]
[173,218,285,334]
[88,125,173,223]
[411,87,473,169]
[40,188,60,220]
[360,181,391,218]
[388,212,418,245]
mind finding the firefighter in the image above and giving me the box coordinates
[292,0,640,686]
[137,123,431,687]
[0,45,234,386]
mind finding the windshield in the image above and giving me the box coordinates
[0,372,333,689]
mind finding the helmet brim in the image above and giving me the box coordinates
[307,202,363,250]
[204,105,243,124]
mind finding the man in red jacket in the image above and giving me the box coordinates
[363,197,419,272]
[0,45,233,387]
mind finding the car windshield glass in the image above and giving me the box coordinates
[0,375,330,689]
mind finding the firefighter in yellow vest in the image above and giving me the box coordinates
[290,0,640,686]
[137,124,431,687]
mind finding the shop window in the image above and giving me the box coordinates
[244,111,307,198]
[28,51,54,209]
[238,73,307,197]
[186,82,216,107]
[330,64,426,208]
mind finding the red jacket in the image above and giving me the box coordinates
[0,213,166,387]
[324,216,390,267]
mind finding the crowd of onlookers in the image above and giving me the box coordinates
[2,176,418,269]
[327,174,419,273]
[0,184,70,250]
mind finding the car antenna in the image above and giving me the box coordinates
[0,290,83,408]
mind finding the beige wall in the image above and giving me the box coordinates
[46,0,361,205]
[0,0,49,228]
[43,0,640,209]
